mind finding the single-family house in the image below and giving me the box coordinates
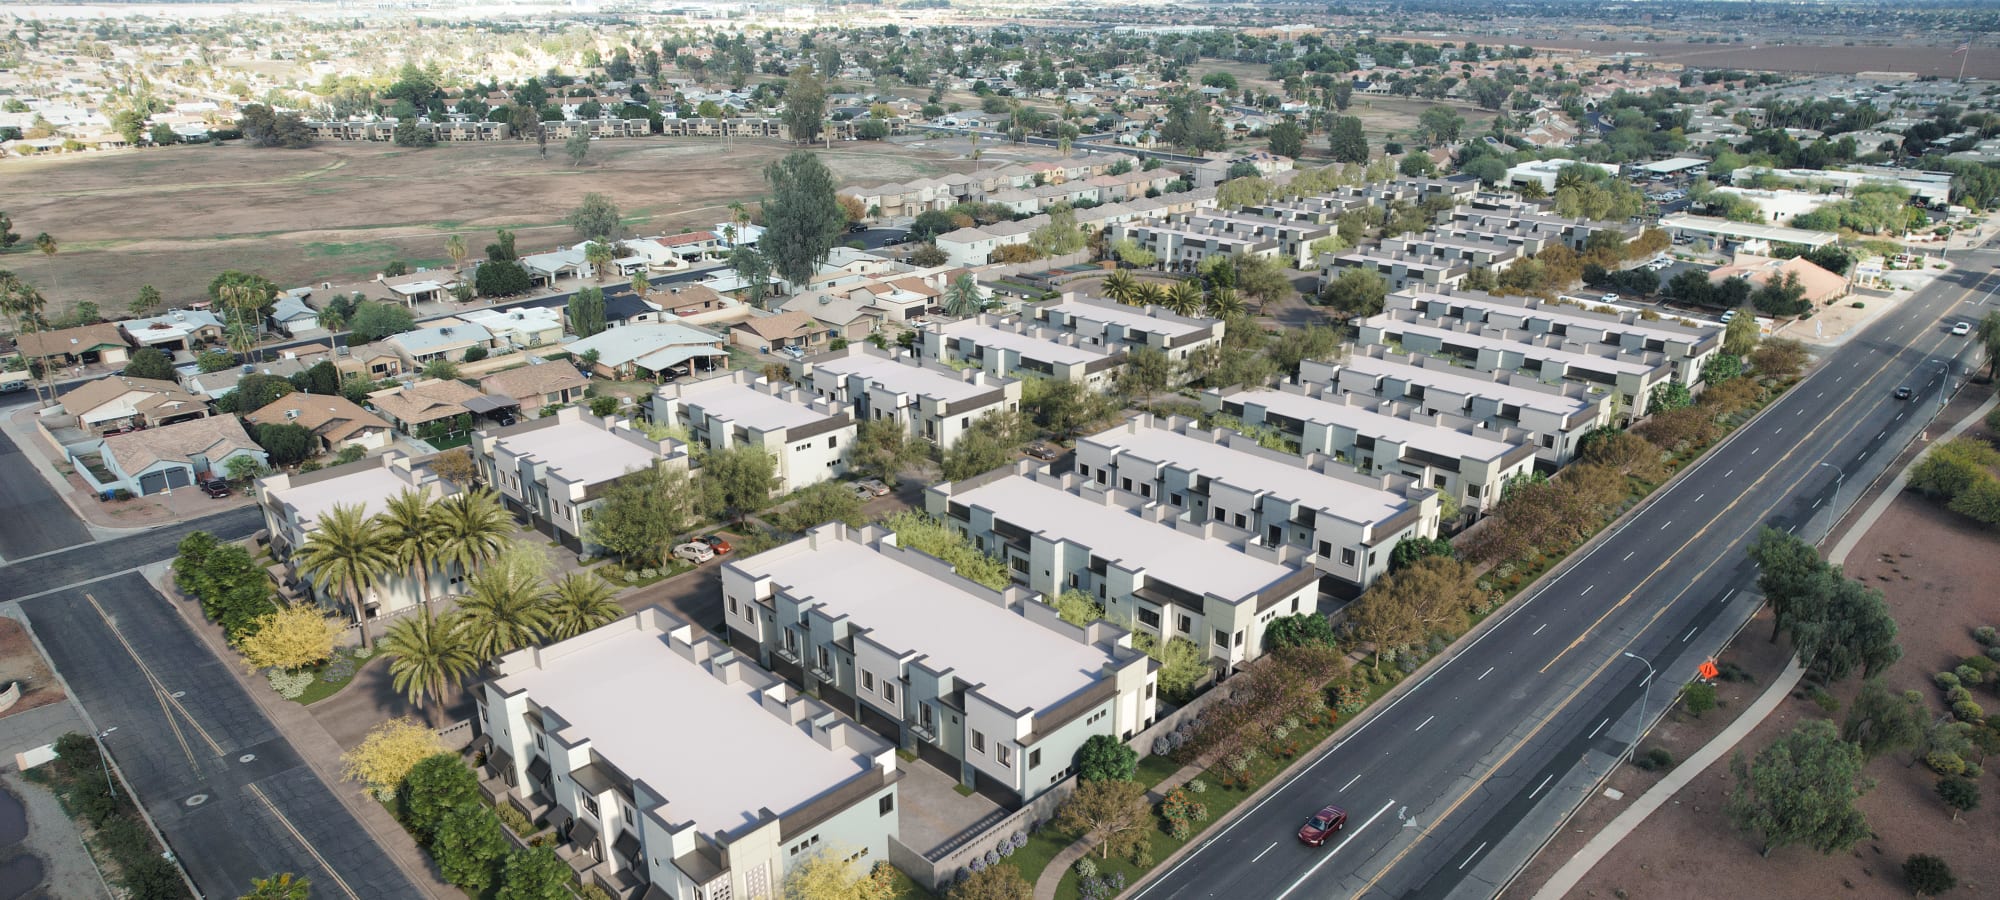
[120,309,226,353]
[57,375,210,434]
[730,311,836,356]
[561,323,728,382]
[243,394,396,455]
[70,416,266,497]
[16,323,131,368]
[479,362,590,417]
[368,378,484,441]
[384,321,497,367]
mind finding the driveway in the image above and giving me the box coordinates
[620,565,724,636]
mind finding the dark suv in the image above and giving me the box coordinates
[200,480,232,498]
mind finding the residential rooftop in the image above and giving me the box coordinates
[1399,291,1715,346]
[267,461,446,527]
[1365,316,1663,377]
[486,414,666,485]
[1331,353,1598,420]
[730,532,1112,714]
[1035,297,1214,341]
[929,320,1117,367]
[1082,420,1413,527]
[948,475,1296,600]
[1225,388,1522,463]
[811,351,996,404]
[662,375,834,432]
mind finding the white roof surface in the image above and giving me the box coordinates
[1337,355,1594,419]
[1372,318,1661,377]
[563,323,721,368]
[814,353,993,403]
[952,476,1296,600]
[734,539,1111,712]
[1041,299,1210,340]
[272,467,442,530]
[490,418,662,485]
[1085,425,1410,526]
[674,378,833,431]
[1231,389,1520,462]
[932,321,1114,367]
[498,627,873,835]
[1407,292,1712,345]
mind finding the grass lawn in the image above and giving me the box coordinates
[295,648,371,705]
[1135,752,1184,789]
[596,558,695,589]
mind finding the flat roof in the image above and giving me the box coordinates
[1229,389,1521,462]
[1641,157,1709,173]
[673,378,834,432]
[491,419,662,485]
[497,627,873,836]
[733,538,1111,713]
[931,321,1115,367]
[1370,318,1662,377]
[813,353,994,404]
[1084,425,1410,527]
[272,466,436,527]
[951,476,1296,601]
[1040,299,1212,340]
[1335,355,1595,419]
[1406,291,1713,345]
[1659,214,1838,247]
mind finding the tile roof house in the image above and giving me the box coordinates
[70,416,266,497]
[243,394,395,454]
[57,375,211,433]
[561,322,728,381]
[478,362,590,416]
[16,323,131,366]
[269,295,322,336]
[384,321,496,366]
[729,311,834,354]
[1708,254,1851,307]
[368,378,485,438]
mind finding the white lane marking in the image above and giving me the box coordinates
[1752,446,1760,455]
[1459,841,1489,870]
[1795,408,1803,416]
[1775,427,1784,435]
[1415,715,1436,732]
[1589,718,1610,740]
[1478,666,1494,681]
[1724,469,1733,478]
[1683,626,1699,643]
[1721,588,1736,603]
[1252,841,1279,863]
[1878,431,1888,439]
[1273,800,1398,900]
[1693,493,1704,503]
[1660,520,1672,530]
[1815,391,1823,398]
[1623,551,1634,561]
[1582,584,1595,596]
[1534,623,1548,636]
[1341,773,1364,791]
[1529,773,1555,799]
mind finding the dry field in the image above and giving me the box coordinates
[1386,33,2000,80]
[0,137,964,313]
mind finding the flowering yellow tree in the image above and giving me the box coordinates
[783,851,897,900]
[235,605,342,671]
[342,718,445,801]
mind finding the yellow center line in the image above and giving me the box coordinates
[248,783,362,900]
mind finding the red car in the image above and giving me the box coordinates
[1297,805,1348,847]
[699,534,732,556]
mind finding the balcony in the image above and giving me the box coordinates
[907,719,938,743]
[774,646,800,665]
[809,665,835,682]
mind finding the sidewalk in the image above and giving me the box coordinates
[1030,760,1206,900]
[1529,389,2000,900]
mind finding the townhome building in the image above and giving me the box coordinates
[1074,416,1440,589]
[652,372,855,493]
[1321,245,1471,292]
[478,606,901,900]
[1301,348,1613,467]
[1025,296,1224,365]
[260,452,463,617]
[915,315,1125,391]
[1357,310,1677,419]
[722,523,1157,802]
[927,465,1322,672]
[1204,384,1538,512]
[1447,210,1642,253]
[794,346,1021,449]
[1389,290,1721,387]
[1100,215,1284,274]
[471,407,690,556]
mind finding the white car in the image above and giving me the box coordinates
[1952,321,1972,336]
[672,542,716,564]
[1601,293,1620,303]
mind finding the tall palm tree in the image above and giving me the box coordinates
[377,488,446,611]
[584,241,615,283]
[433,489,514,594]
[457,565,549,659]
[381,607,478,711]
[943,273,984,318]
[296,503,395,648]
[1132,282,1167,308]
[316,306,346,333]
[0,271,50,402]
[543,573,622,640]
[1101,270,1138,304]
[1163,281,1205,317]
[1205,287,1246,319]
[32,232,59,304]
[444,234,467,273]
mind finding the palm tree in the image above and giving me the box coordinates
[1102,270,1138,304]
[32,232,58,303]
[0,271,50,401]
[584,241,615,283]
[444,234,467,273]
[457,565,549,659]
[219,281,264,364]
[316,306,346,333]
[1163,281,1205,317]
[944,273,984,318]
[433,489,514,593]
[296,503,395,648]
[381,607,478,711]
[1057,136,1071,158]
[1205,287,1246,319]
[377,488,447,611]
[1132,282,1167,308]
[543,573,622,640]
[630,270,650,299]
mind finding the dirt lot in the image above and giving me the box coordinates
[1534,415,2000,900]
[1384,34,2000,80]
[0,617,65,720]
[0,137,965,313]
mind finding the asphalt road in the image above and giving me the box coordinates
[1139,245,1999,900]
[0,426,92,562]
[23,574,421,899]
[0,505,263,603]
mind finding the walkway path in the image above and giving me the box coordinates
[1031,760,1205,900]
[1530,390,2000,900]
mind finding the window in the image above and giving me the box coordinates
[1233,513,1246,528]
[1029,748,1041,769]
[1146,682,1155,699]
[997,745,1012,767]
[1011,556,1029,573]
[1178,614,1192,634]
[1120,477,1132,492]
[1137,608,1160,628]
[1234,630,1244,647]
[1341,548,1357,566]
[971,730,986,753]
[879,795,895,816]
[582,794,599,816]
[862,671,876,692]
[1318,540,1332,557]
[1139,484,1152,498]
[1077,464,1089,477]
[1214,629,1229,648]
[817,646,831,670]
[1169,492,1183,507]
[883,681,897,703]
[920,703,935,732]
[728,597,739,614]
[1213,506,1226,522]
[829,435,839,448]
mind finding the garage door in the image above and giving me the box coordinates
[163,468,193,490]
[137,471,168,496]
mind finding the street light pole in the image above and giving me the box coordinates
[1620,652,1656,765]
[1939,361,1951,409]
[94,727,118,800]
[1818,462,1845,543]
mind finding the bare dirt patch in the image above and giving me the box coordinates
[1535,460,2000,899]
[0,617,66,720]
[0,138,965,313]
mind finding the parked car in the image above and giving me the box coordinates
[858,478,891,497]
[1026,441,1061,461]
[699,534,732,555]
[1297,805,1348,847]
[1601,293,1620,303]
[849,223,869,233]
[850,483,875,501]
[1952,321,1972,336]
[199,480,231,499]
[672,542,716,564]
[1720,309,1738,323]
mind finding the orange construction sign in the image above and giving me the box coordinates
[1697,659,1720,680]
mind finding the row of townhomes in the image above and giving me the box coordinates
[932,187,1221,268]
[1320,207,1644,293]
[302,114,910,144]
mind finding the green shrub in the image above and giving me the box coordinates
[494,802,535,836]
[1955,664,1984,686]
[1953,700,1985,722]
[1811,688,1841,715]
[1926,751,1968,776]
[1975,625,1998,646]
[1935,672,1961,690]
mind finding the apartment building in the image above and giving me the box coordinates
[470,408,690,556]
[259,452,462,617]
[915,315,1125,391]
[927,466,1322,671]
[652,372,855,493]
[1389,290,1721,386]
[1026,296,1224,364]
[1357,310,1677,419]
[1301,348,1613,467]
[1075,416,1439,589]
[1205,384,1538,512]
[1099,216,1280,274]
[1320,246,1470,292]
[794,346,1021,449]
[1446,210,1642,253]
[723,523,1157,802]
[479,606,901,900]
